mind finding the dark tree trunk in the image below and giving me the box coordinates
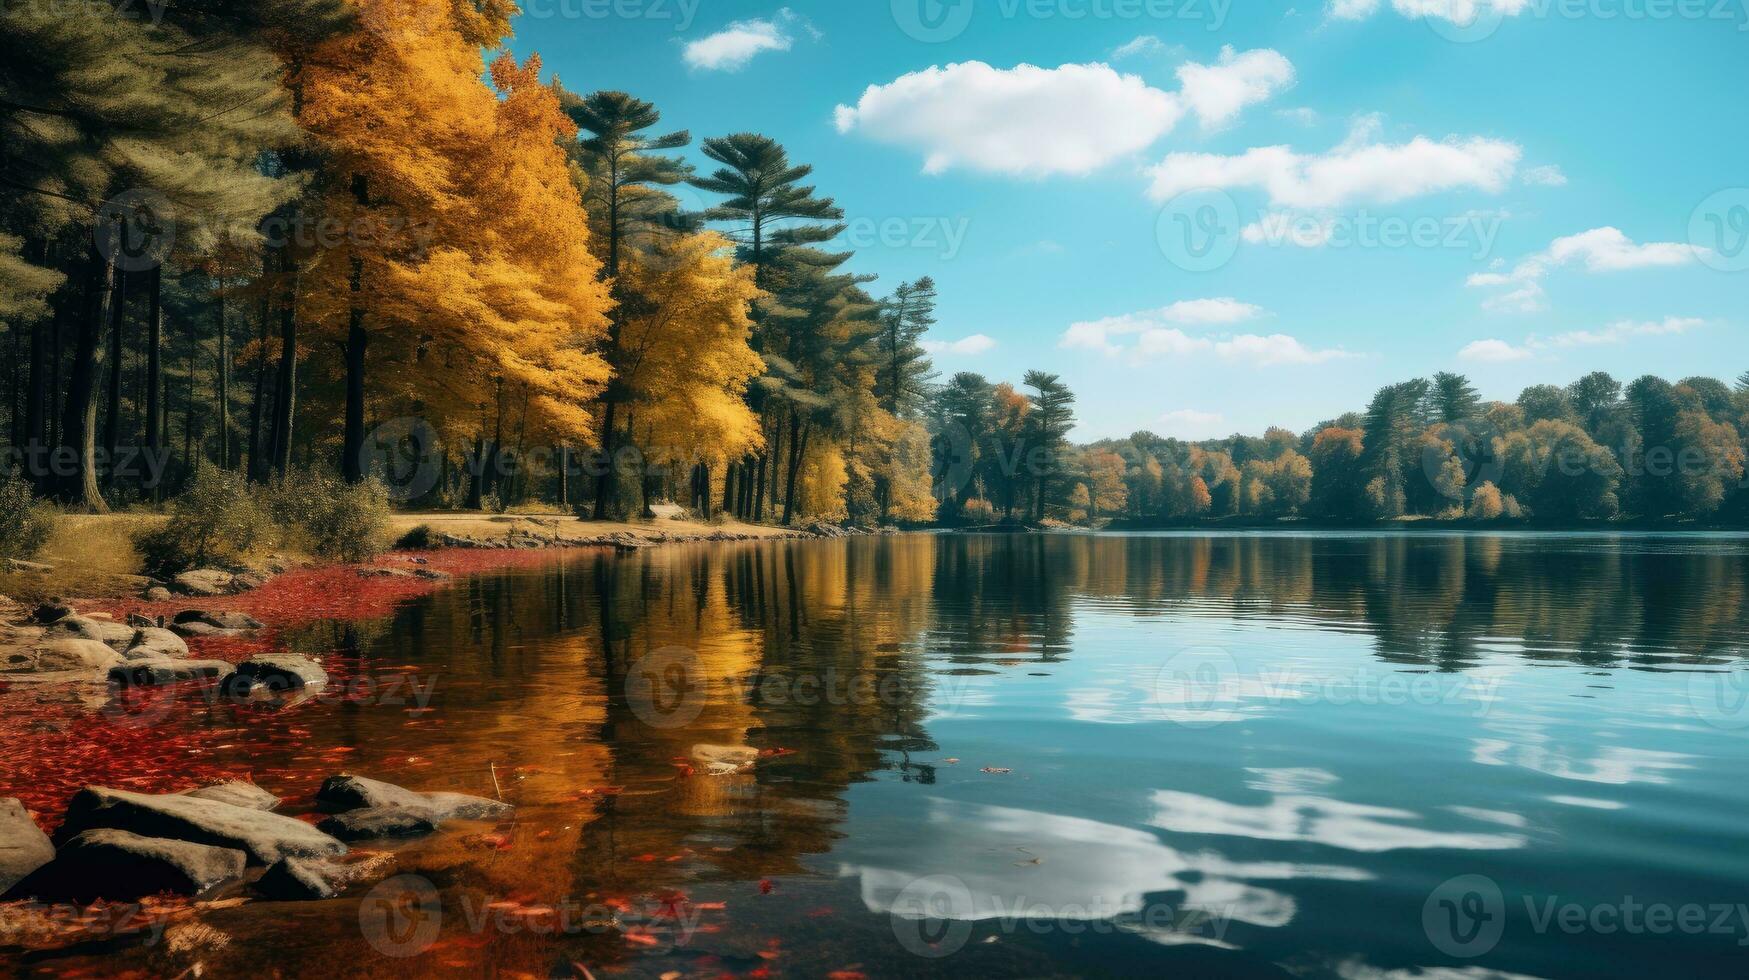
[342,174,369,484]
[100,269,126,490]
[57,249,114,512]
[782,418,809,526]
[144,266,163,499]
[215,280,230,469]
[268,246,298,477]
[246,254,272,481]
[591,397,618,520]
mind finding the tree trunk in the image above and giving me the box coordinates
[245,252,272,480]
[341,174,369,484]
[100,269,126,490]
[215,279,230,469]
[591,397,618,520]
[268,245,298,477]
[144,266,163,500]
[783,417,809,526]
[57,249,114,512]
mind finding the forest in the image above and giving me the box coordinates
[2,1,1745,537]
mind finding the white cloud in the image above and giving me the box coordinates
[1467,227,1703,312]
[922,333,997,356]
[1111,35,1174,59]
[1278,106,1321,126]
[1061,298,1265,353]
[1522,164,1567,187]
[1543,316,1705,347]
[1459,339,1535,363]
[1061,302,1352,365]
[1175,46,1296,128]
[835,49,1291,178]
[1242,210,1337,247]
[683,10,803,72]
[1145,118,1521,208]
[1158,409,1227,439]
[1333,0,1534,23]
[1462,317,1705,362]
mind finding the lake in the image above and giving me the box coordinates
[9,531,1749,978]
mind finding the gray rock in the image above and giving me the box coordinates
[5,828,245,903]
[317,774,512,823]
[55,786,347,866]
[143,586,173,602]
[173,609,263,631]
[170,620,234,638]
[224,655,327,695]
[109,659,235,686]
[124,626,189,659]
[181,781,280,812]
[174,569,236,597]
[255,856,336,900]
[317,806,439,841]
[0,798,54,895]
[1,638,121,674]
[44,615,137,650]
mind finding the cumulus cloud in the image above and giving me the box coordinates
[1462,317,1706,362]
[1331,0,1534,22]
[683,10,806,71]
[1467,227,1704,313]
[1459,339,1535,363]
[834,48,1292,178]
[1522,164,1567,187]
[922,333,997,356]
[1111,35,1173,59]
[1060,302,1352,365]
[1145,116,1521,208]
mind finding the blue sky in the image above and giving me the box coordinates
[509,0,1748,440]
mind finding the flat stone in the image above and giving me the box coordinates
[124,626,189,659]
[55,787,346,866]
[255,856,336,900]
[224,655,327,695]
[109,659,235,686]
[317,806,439,841]
[181,781,280,812]
[173,610,263,631]
[5,829,245,903]
[174,569,236,597]
[317,774,512,822]
[44,616,136,650]
[1,638,121,675]
[0,798,54,895]
[143,586,173,602]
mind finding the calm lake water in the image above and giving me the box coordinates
[15,532,1749,978]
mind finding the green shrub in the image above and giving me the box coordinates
[265,467,392,562]
[137,468,267,576]
[394,523,435,550]
[0,474,55,561]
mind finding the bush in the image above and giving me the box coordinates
[137,468,268,576]
[394,523,435,550]
[0,474,55,561]
[264,467,392,562]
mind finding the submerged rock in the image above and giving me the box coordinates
[317,806,439,841]
[317,774,511,822]
[0,798,54,895]
[55,787,346,866]
[109,659,234,686]
[255,856,336,901]
[224,655,328,695]
[6,829,245,903]
[181,781,280,812]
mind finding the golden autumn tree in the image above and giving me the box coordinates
[297,2,610,491]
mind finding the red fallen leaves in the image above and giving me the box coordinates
[758,878,774,895]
